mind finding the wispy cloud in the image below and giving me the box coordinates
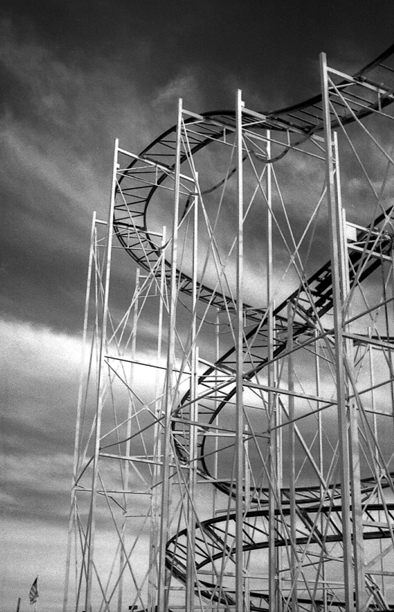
[0,318,81,452]
[0,318,80,610]
[152,70,202,111]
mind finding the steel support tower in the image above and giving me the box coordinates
[64,47,394,612]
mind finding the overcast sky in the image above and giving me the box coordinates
[1,1,394,611]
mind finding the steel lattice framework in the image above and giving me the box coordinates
[64,46,394,612]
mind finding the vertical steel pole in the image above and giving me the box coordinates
[85,139,119,612]
[337,149,368,608]
[63,212,97,612]
[315,330,327,610]
[266,131,278,612]
[118,268,140,612]
[368,327,385,594]
[186,346,198,612]
[212,308,220,517]
[157,99,183,612]
[186,184,199,612]
[335,138,366,610]
[287,303,298,611]
[148,228,166,612]
[235,89,245,612]
[244,423,251,612]
[320,54,354,611]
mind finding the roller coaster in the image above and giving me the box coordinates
[65,45,394,612]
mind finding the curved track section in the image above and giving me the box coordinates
[115,46,394,610]
[175,213,394,494]
[114,44,394,319]
[166,493,394,611]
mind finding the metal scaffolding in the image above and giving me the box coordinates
[64,46,394,612]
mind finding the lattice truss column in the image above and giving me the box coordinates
[64,47,394,612]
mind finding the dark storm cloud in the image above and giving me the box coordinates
[0,4,392,335]
[2,0,394,111]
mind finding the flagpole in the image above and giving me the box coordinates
[16,597,21,612]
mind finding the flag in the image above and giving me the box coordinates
[29,577,39,605]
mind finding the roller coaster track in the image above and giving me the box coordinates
[166,497,394,611]
[114,45,394,611]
